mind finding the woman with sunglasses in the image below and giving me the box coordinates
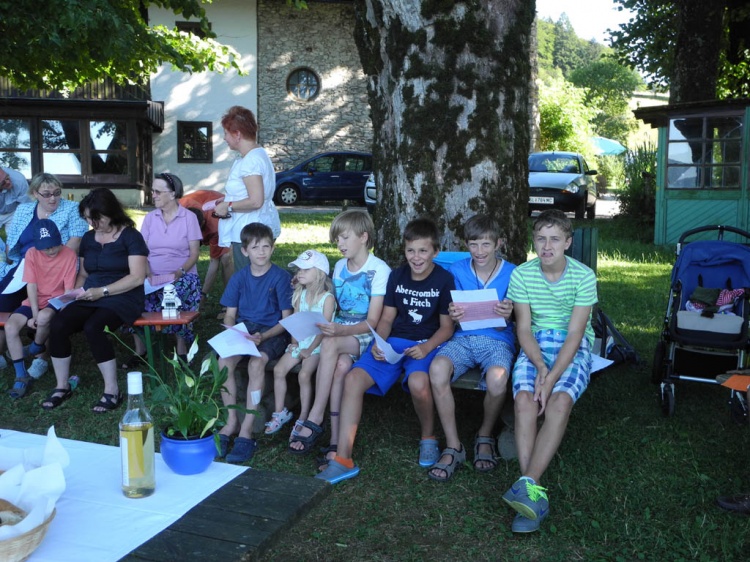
[121,172,202,368]
[0,173,89,378]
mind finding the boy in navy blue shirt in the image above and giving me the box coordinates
[217,223,293,463]
[317,218,454,484]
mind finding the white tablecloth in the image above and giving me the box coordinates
[0,429,247,562]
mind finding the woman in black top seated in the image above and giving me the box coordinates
[42,188,148,412]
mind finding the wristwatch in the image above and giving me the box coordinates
[227,202,233,213]
[102,286,110,297]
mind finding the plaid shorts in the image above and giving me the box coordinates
[437,336,515,391]
[512,329,591,403]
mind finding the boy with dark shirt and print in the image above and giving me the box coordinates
[316,218,455,484]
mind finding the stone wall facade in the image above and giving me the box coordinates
[258,0,373,170]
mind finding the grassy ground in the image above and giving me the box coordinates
[2,213,750,561]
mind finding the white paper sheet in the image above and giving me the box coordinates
[1,258,25,294]
[367,323,404,364]
[47,288,85,311]
[591,354,615,373]
[208,323,261,358]
[201,198,222,212]
[0,429,247,562]
[144,274,174,295]
[450,288,507,331]
[279,311,329,342]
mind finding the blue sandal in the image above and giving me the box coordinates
[288,420,325,455]
[226,437,258,464]
[9,376,33,400]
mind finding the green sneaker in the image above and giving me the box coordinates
[504,478,549,520]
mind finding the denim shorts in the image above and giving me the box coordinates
[242,320,289,362]
[512,329,591,403]
[437,336,515,391]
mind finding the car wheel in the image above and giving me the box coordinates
[275,184,299,206]
[586,200,596,220]
[575,195,586,220]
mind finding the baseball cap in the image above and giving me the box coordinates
[34,219,63,250]
[288,249,330,275]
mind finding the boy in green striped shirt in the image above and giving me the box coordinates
[502,209,597,533]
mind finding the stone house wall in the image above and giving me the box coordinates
[258,0,373,170]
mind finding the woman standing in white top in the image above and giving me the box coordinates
[214,106,281,270]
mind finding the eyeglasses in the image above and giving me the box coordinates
[38,190,63,199]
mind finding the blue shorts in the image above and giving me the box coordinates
[13,305,55,320]
[512,329,591,403]
[353,337,442,396]
[242,320,289,362]
[437,336,515,391]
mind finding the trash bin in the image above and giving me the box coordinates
[565,227,597,273]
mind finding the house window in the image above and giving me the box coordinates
[287,68,320,101]
[0,119,32,178]
[41,119,128,176]
[177,121,213,163]
[176,21,210,39]
[666,113,743,189]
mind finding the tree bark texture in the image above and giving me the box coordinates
[670,0,726,103]
[354,0,535,265]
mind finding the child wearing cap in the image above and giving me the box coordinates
[267,250,336,434]
[6,219,77,399]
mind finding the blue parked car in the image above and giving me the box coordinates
[274,151,372,205]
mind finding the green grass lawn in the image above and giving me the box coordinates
[2,213,750,560]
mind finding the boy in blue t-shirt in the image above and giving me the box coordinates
[217,223,293,464]
[503,209,597,533]
[316,218,455,484]
[428,215,515,482]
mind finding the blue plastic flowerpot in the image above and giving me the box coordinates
[160,432,216,475]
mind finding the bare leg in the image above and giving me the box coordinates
[91,359,120,412]
[220,252,234,288]
[407,371,435,438]
[272,352,298,413]
[523,392,574,482]
[5,313,27,360]
[289,335,359,450]
[428,356,459,479]
[218,355,241,436]
[475,365,508,470]
[238,354,269,439]
[328,354,354,449]
[298,354,321,420]
[514,391,539,475]
[203,258,220,296]
[336,367,375,459]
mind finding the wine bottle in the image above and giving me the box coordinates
[120,371,155,498]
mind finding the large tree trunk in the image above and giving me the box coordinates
[354,0,535,265]
[670,0,726,103]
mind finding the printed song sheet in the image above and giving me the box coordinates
[208,323,261,358]
[450,288,507,331]
[279,311,329,342]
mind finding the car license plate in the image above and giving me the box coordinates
[529,196,554,204]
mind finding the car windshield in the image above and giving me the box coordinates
[529,154,580,174]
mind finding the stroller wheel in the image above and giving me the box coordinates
[660,382,675,416]
[729,390,748,425]
[652,341,667,384]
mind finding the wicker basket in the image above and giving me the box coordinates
[0,508,56,562]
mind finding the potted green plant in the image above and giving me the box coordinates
[107,329,250,475]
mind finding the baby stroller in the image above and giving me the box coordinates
[652,225,750,420]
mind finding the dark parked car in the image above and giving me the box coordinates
[274,151,372,205]
[528,151,598,219]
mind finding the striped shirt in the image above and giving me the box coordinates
[508,256,598,346]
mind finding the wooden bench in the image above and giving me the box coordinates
[132,310,201,372]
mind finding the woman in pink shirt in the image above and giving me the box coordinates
[124,173,202,366]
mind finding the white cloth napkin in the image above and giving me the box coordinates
[0,427,68,540]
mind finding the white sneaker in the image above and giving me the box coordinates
[28,358,49,379]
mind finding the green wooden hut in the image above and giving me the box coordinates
[634,99,750,245]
